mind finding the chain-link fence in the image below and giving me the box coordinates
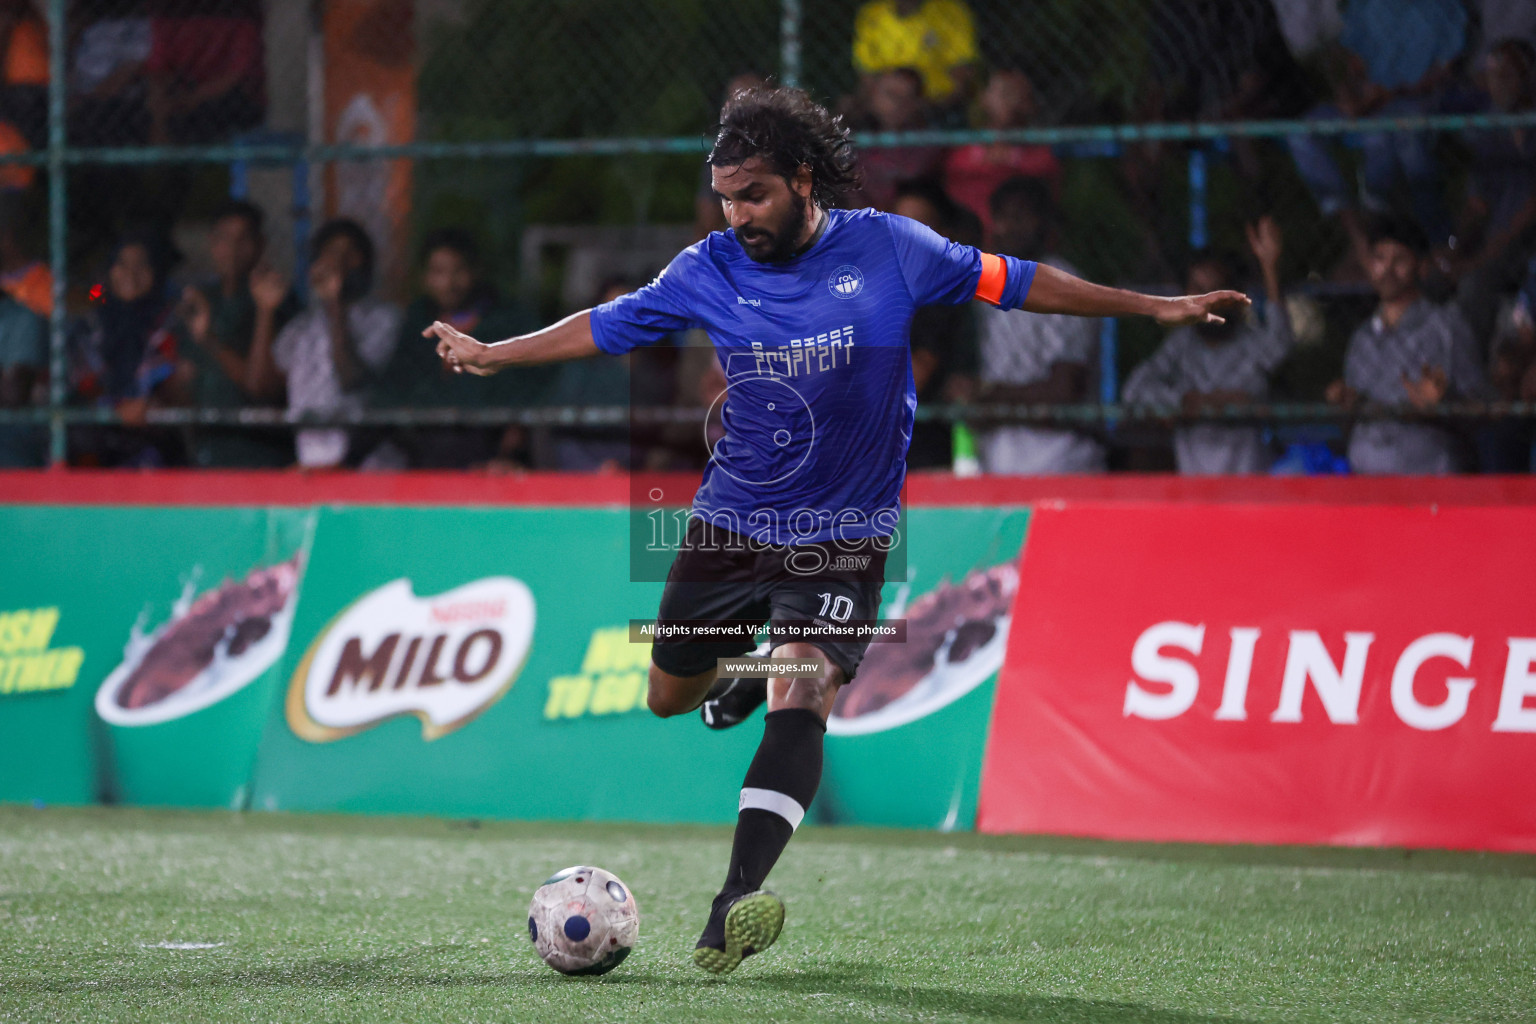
[1,0,1533,473]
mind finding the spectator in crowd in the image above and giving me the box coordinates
[943,68,1061,242]
[0,286,42,467]
[850,68,944,210]
[1286,0,1466,253]
[0,0,41,193]
[0,118,30,193]
[145,0,265,145]
[69,0,152,146]
[1267,0,1342,61]
[249,218,400,469]
[375,227,547,469]
[1485,259,1536,471]
[1443,39,1536,351]
[851,0,977,113]
[1492,262,1536,397]
[0,0,47,148]
[1149,0,1311,123]
[974,176,1103,475]
[68,228,183,466]
[1472,0,1536,69]
[890,179,979,469]
[1123,218,1295,475]
[1327,217,1488,475]
[168,200,296,468]
[1116,0,1303,283]
[1144,0,1311,213]
[0,192,48,318]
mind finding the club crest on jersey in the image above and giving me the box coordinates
[828,265,864,300]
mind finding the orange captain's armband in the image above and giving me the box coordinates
[975,252,1007,306]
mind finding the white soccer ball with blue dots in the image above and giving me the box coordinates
[527,865,640,975]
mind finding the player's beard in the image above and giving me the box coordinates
[737,191,811,264]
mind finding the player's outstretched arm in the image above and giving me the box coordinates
[1022,263,1251,327]
[425,311,601,376]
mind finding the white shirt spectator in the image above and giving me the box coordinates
[71,17,152,94]
[1123,306,1295,474]
[273,299,400,467]
[1343,300,1487,475]
[976,257,1104,474]
[1268,0,1343,58]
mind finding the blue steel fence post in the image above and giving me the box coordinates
[46,0,66,466]
[1099,318,1118,405]
[1188,148,1208,251]
[1099,317,1118,436]
[780,0,802,89]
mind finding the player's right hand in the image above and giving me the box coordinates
[177,286,211,345]
[425,320,498,376]
[251,267,289,315]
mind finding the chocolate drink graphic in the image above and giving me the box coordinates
[97,555,303,727]
[830,561,1017,731]
[114,560,300,710]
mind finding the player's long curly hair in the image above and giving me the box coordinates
[708,86,862,209]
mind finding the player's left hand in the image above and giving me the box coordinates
[425,320,498,376]
[1402,365,1448,410]
[1155,291,1252,328]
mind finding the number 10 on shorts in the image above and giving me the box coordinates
[818,593,853,622]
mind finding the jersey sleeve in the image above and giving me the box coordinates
[883,213,1037,310]
[589,250,702,355]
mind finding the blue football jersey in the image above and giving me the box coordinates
[589,207,1036,545]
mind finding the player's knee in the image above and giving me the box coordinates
[767,644,844,714]
[770,677,837,711]
[645,666,690,718]
[646,686,681,718]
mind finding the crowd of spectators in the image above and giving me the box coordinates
[0,0,1533,476]
[832,0,1536,476]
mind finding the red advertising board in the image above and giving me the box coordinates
[979,502,1536,851]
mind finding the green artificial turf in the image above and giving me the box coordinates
[1,806,1533,1023]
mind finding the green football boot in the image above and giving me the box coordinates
[692,889,785,975]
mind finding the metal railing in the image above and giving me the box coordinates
[5,401,1531,430]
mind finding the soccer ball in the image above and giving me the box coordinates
[527,865,640,975]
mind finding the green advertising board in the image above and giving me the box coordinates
[820,507,1031,831]
[0,500,1031,830]
[247,506,763,823]
[0,506,313,808]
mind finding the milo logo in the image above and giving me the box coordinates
[286,577,534,742]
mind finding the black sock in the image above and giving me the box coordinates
[721,707,825,896]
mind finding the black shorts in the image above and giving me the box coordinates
[650,518,888,681]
